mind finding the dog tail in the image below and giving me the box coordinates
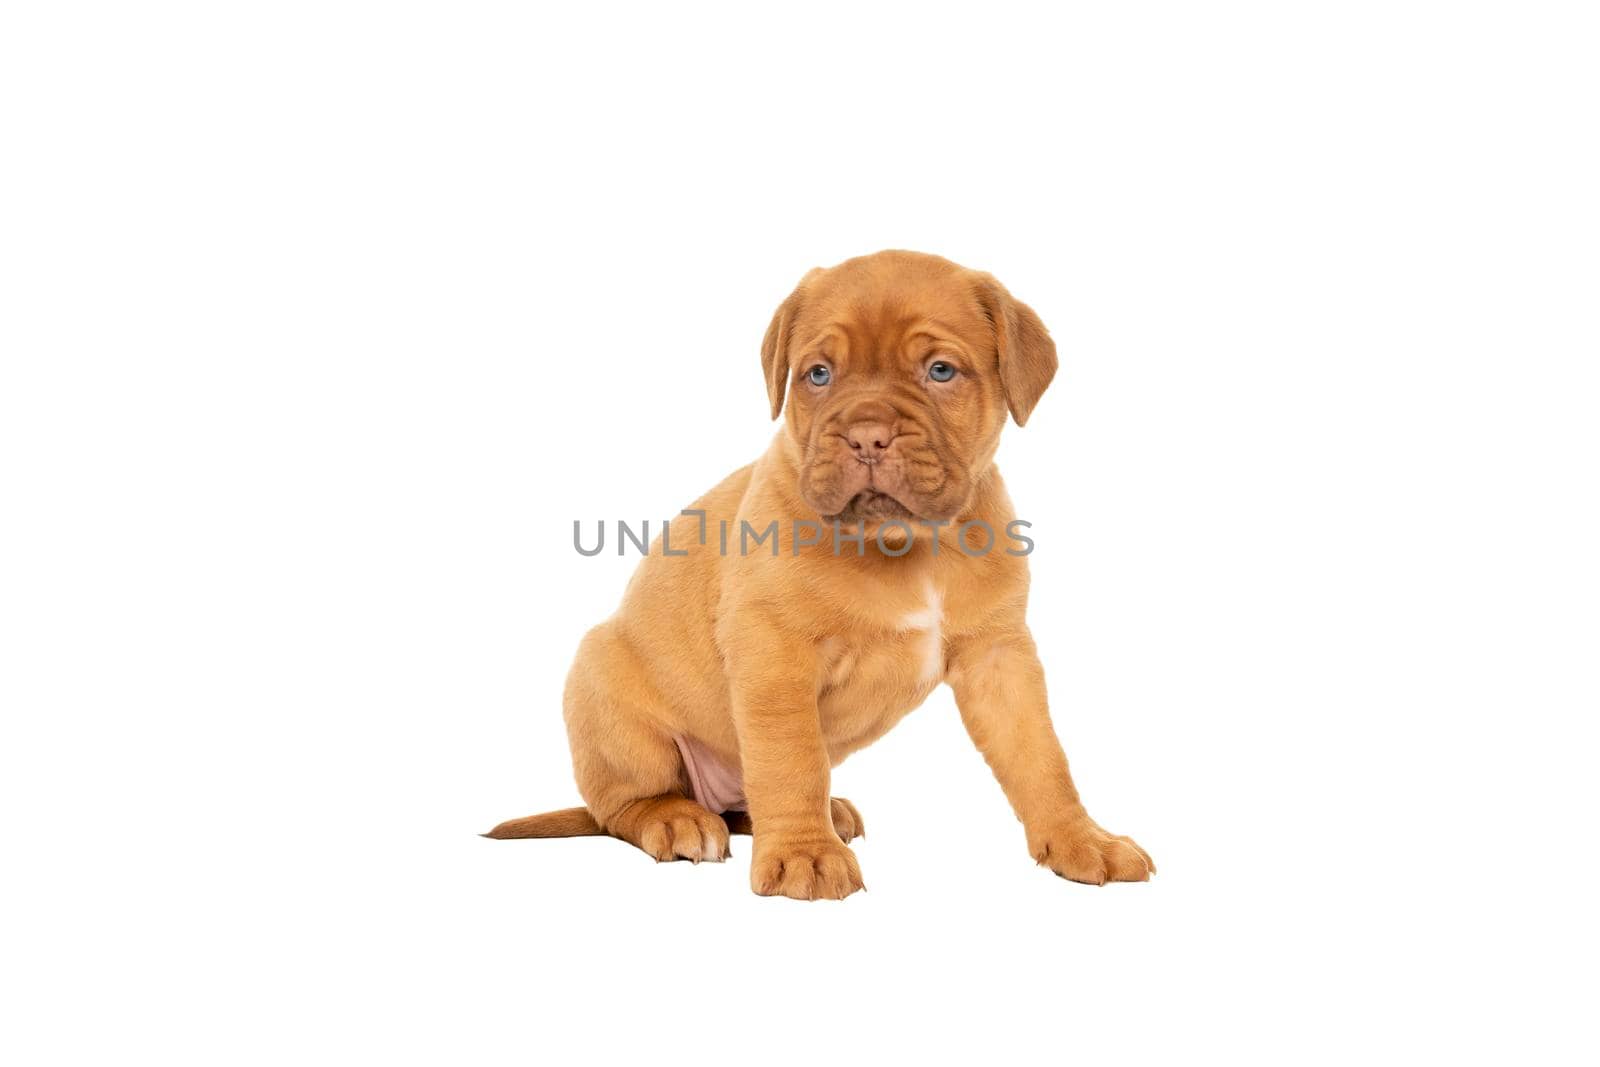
[481,807,603,840]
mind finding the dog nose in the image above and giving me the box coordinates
[846,422,895,461]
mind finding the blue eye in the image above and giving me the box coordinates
[928,361,956,382]
[807,365,831,386]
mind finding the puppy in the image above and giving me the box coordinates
[487,250,1153,899]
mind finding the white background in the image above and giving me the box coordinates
[3,3,1596,1064]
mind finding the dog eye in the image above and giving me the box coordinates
[807,365,832,386]
[928,361,956,382]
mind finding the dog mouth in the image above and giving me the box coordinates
[824,490,916,525]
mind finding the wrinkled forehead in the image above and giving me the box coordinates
[795,267,992,367]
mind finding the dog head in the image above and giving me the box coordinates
[761,250,1057,526]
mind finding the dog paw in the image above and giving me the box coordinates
[1029,817,1154,885]
[628,798,730,863]
[830,797,866,843]
[751,837,864,900]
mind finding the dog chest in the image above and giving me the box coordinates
[816,583,946,758]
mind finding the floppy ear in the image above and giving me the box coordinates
[760,269,821,420]
[974,273,1058,427]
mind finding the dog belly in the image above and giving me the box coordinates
[674,734,745,814]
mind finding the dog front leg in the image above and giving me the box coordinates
[722,610,864,900]
[948,629,1154,885]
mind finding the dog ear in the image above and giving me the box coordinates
[974,273,1058,427]
[761,269,821,420]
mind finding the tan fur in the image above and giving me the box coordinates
[489,250,1152,897]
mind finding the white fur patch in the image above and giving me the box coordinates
[899,581,945,684]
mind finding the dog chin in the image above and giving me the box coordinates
[824,490,918,526]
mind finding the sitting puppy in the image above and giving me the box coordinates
[487,250,1153,899]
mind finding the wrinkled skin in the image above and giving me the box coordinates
[768,254,1018,531]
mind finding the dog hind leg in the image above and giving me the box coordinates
[563,624,731,863]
